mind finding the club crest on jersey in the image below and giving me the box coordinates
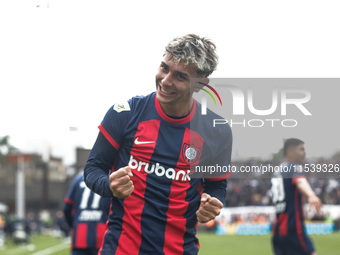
[183,144,200,164]
[113,102,131,113]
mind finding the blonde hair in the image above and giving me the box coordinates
[164,34,218,77]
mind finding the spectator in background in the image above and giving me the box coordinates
[55,211,69,239]
[64,172,110,255]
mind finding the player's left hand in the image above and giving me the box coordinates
[196,193,223,223]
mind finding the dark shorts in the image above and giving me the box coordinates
[272,234,316,255]
[72,248,99,255]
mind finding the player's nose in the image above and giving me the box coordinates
[161,73,173,87]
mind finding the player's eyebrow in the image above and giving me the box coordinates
[161,61,169,68]
[161,61,190,79]
[175,70,189,79]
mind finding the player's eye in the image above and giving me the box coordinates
[177,74,185,81]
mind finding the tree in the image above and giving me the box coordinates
[271,147,284,163]
[0,135,19,166]
[331,150,340,162]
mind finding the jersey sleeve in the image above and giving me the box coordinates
[204,123,233,181]
[291,164,306,185]
[203,122,232,203]
[63,174,82,227]
[202,179,227,204]
[64,173,82,205]
[99,100,132,149]
[84,100,133,197]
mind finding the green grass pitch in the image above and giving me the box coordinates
[1,232,339,254]
[197,232,340,255]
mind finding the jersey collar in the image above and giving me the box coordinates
[154,94,197,124]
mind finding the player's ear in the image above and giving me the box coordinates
[202,77,209,85]
[193,77,210,93]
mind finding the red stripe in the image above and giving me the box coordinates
[292,175,306,185]
[278,213,288,236]
[64,197,73,205]
[197,181,204,194]
[155,95,197,124]
[115,120,160,255]
[75,223,88,249]
[98,124,120,150]
[110,160,117,175]
[163,128,204,255]
[96,223,106,249]
[178,128,204,171]
[295,188,307,252]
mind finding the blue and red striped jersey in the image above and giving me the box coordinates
[84,92,232,255]
[64,173,111,251]
[271,162,307,238]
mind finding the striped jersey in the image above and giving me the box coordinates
[64,173,111,251]
[271,162,307,238]
[84,92,232,255]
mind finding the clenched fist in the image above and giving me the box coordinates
[196,193,223,223]
[109,166,134,198]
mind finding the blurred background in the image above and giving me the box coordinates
[0,0,339,254]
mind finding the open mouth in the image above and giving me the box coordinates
[159,84,176,95]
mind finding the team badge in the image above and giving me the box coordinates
[113,102,131,113]
[183,144,201,164]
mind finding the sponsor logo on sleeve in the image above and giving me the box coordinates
[113,102,131,113]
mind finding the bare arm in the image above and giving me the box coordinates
[295,177,322,213]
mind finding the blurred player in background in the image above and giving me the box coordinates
[64,172,110,255]
[271,138,322,255]
[84,34,232,255]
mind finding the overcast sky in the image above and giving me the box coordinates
[1,0,339,165]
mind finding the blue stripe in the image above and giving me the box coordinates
[183,179,201,255]
[86,192,95,248]
[101,198,124,253]
[139,121,186,255]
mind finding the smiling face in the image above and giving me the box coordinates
[155,56,205,116]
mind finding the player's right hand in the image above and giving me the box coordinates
[109,166,134,199]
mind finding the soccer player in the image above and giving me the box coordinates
[271,138,322,255]
[84,34,232,255]
[64,172,111,255]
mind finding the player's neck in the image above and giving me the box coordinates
[159,99,193,117]
[285,157,294,163]
[285,157,303,164]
